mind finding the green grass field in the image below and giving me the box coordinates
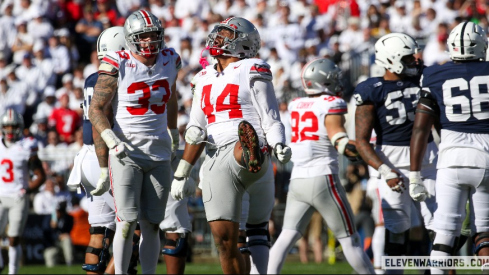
[16,261,354,274]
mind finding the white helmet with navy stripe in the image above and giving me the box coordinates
[374,33,420,76]
[97,26,126,60]
[447,21,487,61]
[301,58,344,96]
[0,108,24,142]
[123,9,164,57]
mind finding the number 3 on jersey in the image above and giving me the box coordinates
[1,159,14,183]
[127,79,171,115]
[201,84,243,123]
[290,111,319,143]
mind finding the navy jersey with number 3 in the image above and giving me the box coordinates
[82,73,98,145]
[421,61,489,133]
[354,76,430,146]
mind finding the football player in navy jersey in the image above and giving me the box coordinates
[410,21,489,274]
[354,33,438,273]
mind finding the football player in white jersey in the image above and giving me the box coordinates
[267,58,374,274]
[410,21,489,274]
[67,27,136,275]
[354,33,438,273]
[171,17,291,274]
[0,109,46,274]
[88,10,180,274]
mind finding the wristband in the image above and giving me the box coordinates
[101,129,121,149]
[174,159,193,178]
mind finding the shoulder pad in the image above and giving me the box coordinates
[99,54,120,75]
[249,60,272,81]
[162,48,182,71]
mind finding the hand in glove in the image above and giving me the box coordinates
[101,129,134,160]
[185,126,206,145]
[378,164,405,193]
[274,143,292,163]
[409,171,428,202]
[91,168,110,196]
[168,128,179,152]
[170,160,195,200]
[171,177,196,201]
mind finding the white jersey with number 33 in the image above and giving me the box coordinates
[188,58,285,149]
[99,48,181,161]
[0,137,38,196]
[288,95,348,179]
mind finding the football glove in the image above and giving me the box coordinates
[91,168,110,196]
[185,126,206,145]
[101,129,134,159]
[274,143,292,163]
[171,160,195,200]
[378,164,405,193]
[409,171,427,202]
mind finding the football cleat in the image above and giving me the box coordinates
[238,120,263,173]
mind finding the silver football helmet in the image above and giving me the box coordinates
[447,21,487,61]
[0,109,24,142]
[206,17,261,59]
[374,33,420,76]
[123,10,164,58]
[301,58,344,96]
[97,26,126,60]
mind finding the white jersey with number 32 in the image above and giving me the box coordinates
[288,95,347,179]
[188,58,284,149]
[99,49,181,161]
[0,137,38,196]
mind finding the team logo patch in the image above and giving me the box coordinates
[354,94,363,105]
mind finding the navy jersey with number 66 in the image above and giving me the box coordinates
[421,61,489,133]
[354,76,432,146]
[82,73,98,145]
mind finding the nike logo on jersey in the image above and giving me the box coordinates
[234,64,241,69]
[163,61,169,66]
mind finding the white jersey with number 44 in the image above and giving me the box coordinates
[288,95,348,179]
[0,137,38,196]
[188,58,285,149]
[99,48,181,161]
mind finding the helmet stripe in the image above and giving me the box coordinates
[139,10,153,26]
[460,21,469,55]
[8,109,12,120]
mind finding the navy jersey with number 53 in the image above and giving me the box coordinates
[82,73,98,145]
[354,76,432,146]
[421,61,489,133]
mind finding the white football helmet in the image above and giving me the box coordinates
[447,21,487,61]
[0,109,24,142]
[123,10,164,58]
[374,33,420,76]
[206,17,261,59]
[97,26,126,60]
[301,58,343,96]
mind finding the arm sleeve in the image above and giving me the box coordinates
[250,78,285,148]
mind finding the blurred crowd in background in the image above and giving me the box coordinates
[0,0,487,266]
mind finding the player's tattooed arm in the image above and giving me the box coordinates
[89,74,117,167]
[355,103,383,169]
[89,74,117,135]
[27,155,46,193]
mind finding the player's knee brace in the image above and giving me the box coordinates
[246,222,271,248]
[82,227,114,272]
[161,233,189,257]
[238,235,251,255]
[384,229,408,256]
[473,232,489,255]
